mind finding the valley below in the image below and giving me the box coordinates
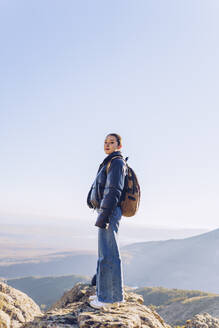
[1,222,219,326]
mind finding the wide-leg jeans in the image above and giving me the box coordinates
[96,206,124,303]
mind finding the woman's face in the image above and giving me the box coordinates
[104,135,121,155]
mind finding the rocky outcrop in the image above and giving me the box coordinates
[185,312,219,328]
[22,283,171,328]
[3,279,219,328]
[0,281,42,328]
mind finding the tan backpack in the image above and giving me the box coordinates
[106,156,141,217]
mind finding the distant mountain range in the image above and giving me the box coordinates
[0,220,207,254]
[122,228,219,293]
[1,228,219,293]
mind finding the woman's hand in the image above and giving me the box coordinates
[95,212,109,229]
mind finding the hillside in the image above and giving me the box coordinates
[136,286,219,326]
[7,274,90,309]
[122,228,219,293]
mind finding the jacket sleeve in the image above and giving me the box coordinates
[87,184,94,209]
[95,158,126,228]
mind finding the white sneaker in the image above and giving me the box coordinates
[89,298,113,309]
[89,295,97,301]
[118,299,126,304]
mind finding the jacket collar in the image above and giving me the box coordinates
[98,151,123,173]
[103,151,122,165]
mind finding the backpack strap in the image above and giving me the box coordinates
[106,156,126,174]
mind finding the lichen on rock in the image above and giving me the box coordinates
[0,281,42,328]
[185,312,219,328]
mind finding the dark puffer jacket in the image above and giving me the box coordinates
[87,151,127,228]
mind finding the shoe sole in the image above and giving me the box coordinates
[89,303,111,309]
[89,300,125,309]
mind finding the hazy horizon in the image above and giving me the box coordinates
[0,213,210,255]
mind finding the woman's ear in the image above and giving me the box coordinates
[117,144,122,150]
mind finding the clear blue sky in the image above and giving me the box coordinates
[0,0,218,229]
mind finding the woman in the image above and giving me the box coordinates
[87,133,127,309]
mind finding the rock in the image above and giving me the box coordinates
[22,283,171,327]
[185,312,219,328]
[0,309,10,328]
[0,281,42,328]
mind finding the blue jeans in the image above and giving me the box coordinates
[96,206,124,303]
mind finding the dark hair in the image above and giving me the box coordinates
[107,133,122,146]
